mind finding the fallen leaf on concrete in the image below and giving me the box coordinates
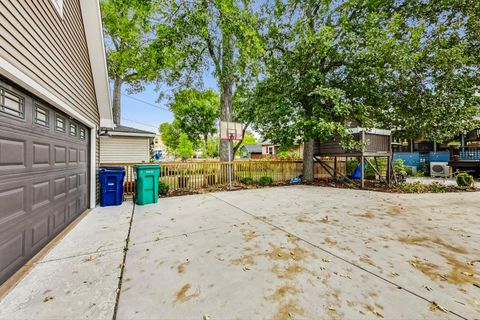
[461,271,474,277]
[439,274,448,281]
[429,301,448,313]
[423,285,433,291]
[155,236,161,241]
[322,258,332,263]
[43,296,54,303]
[372,310,384,318]
[333,272,351,279]
[390,271,400,277]
[203,314,210,320]
[327,305,336,311]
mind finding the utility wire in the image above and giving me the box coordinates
[121,93,172,113]
[123,118,159,130]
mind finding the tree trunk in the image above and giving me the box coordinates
[219,81,233,161]
[112,77,122,125]
[303,139,314,181]
[204,134,209,159]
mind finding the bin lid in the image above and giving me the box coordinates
[133,164,160,169]
[99,166,125,172]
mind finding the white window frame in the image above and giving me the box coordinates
[34,102,49,127]
[55,114,66,133]
[0,87,25,119]
[69,122,77,137]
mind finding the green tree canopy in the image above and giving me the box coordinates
[163,0,264,161]
[159,122,180,154]
[243,0,479,180]
[101,0,179,124]
[177,133,194,161]
[169,89,220,156]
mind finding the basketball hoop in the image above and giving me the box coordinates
[219,121,244,191]
[220,121,243,141]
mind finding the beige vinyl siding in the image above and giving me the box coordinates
[100,136,151,163]
[0,0,99,124]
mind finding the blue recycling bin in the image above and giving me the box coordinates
[99,166,125,207]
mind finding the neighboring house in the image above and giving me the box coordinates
[240,144,263,159]
[100,125,156,163]
[152,134,167,161]
[261,140,304,159]
[262,140,279,156]
[0,0,113,284]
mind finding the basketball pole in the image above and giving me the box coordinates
[228,139,232,190]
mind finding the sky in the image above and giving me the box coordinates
[119,72,218,133]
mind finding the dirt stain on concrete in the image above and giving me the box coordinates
[409,258,441,281]
[272,300,304,320]
[398,235,468,254]
[173,284,199,303]
[272,264,305,280]
[410,252,477,286]
[324,237,338,245]
[240,228,258,242]
[177,261,189,273]
[439,252,477,285]
[264,243,311,261]
[269,285,301,301]
[286,234,300,244]
[364,304,384,318]
[231,254,255,265]
[360,255,376,267]
[388,206,403,215]
[357,211,374,218]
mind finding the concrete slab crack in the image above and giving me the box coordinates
[112,201,136,320]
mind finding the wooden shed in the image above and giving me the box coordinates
[314,128,392,186]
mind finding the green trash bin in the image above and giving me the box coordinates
[134,164,160,205]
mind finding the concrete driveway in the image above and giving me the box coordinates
[1,186,479,319]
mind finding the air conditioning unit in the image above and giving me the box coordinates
[405,165,417,175]
[430,162,451,178]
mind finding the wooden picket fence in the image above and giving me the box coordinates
[101,159,345,195]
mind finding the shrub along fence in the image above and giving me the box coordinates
[101,160,345,195]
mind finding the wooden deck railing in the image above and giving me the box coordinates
[101,160,345,195]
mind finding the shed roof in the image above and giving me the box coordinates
[243,144,263,153]
[110,125,156,137]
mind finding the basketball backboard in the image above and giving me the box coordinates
[220,121,243,141]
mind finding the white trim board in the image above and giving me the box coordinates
[79,0,114,129]
[109,131,156,138]
[89,126,97,209]
[0,57,96,129]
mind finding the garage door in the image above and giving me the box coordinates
[0,79,90,284]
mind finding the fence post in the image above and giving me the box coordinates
[249,160,252,179]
